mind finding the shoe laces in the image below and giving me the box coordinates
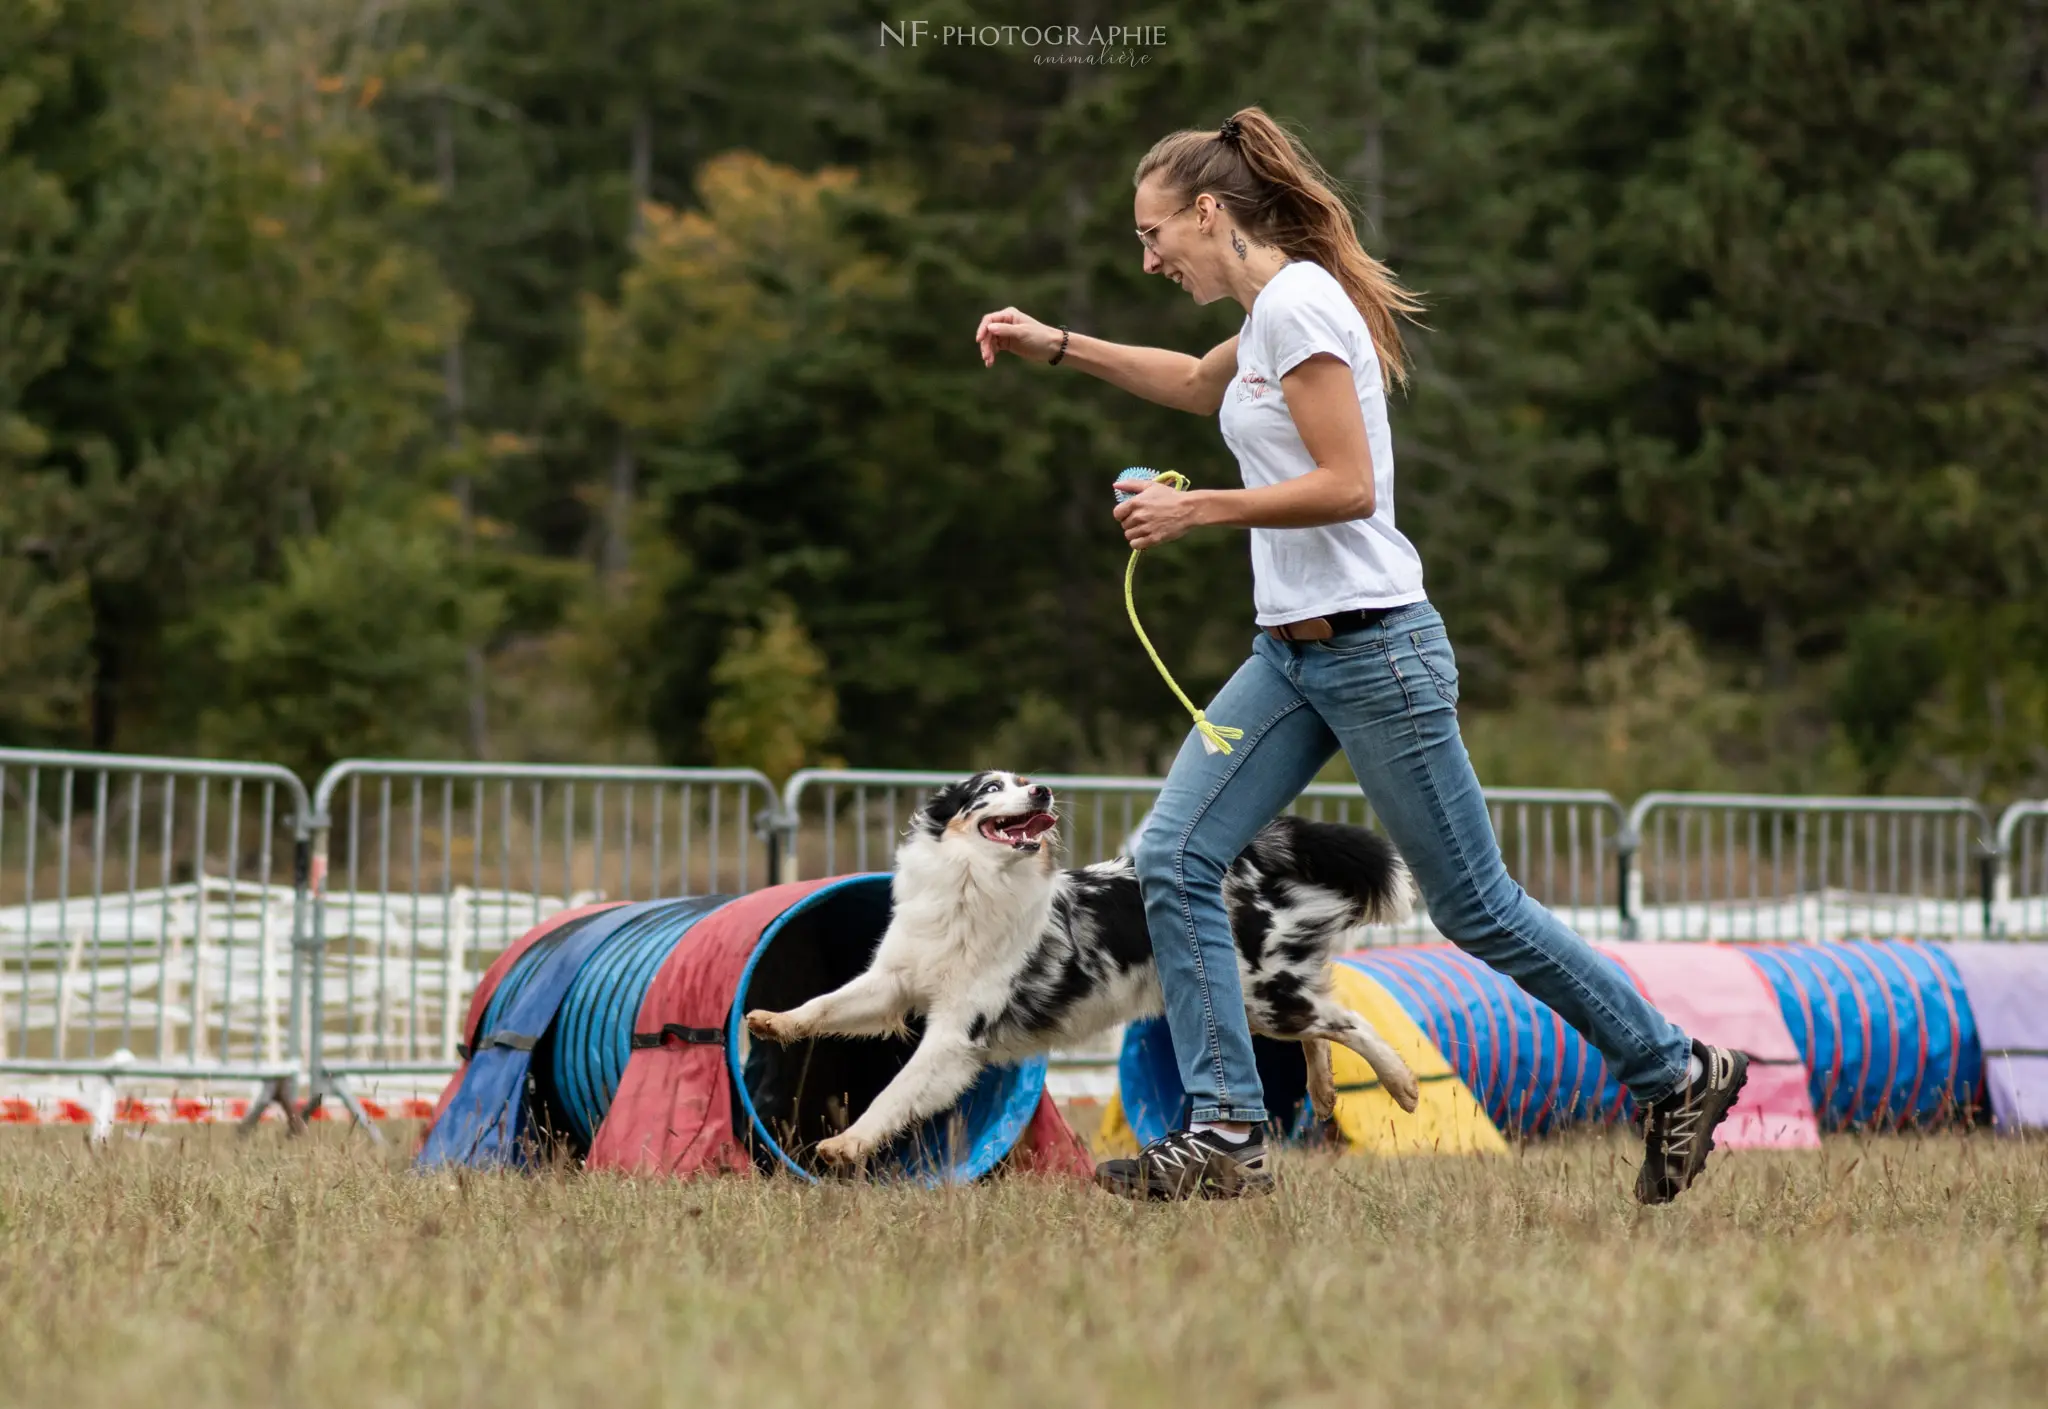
[1646,1084,1703,1166]
[1141,1130,1208,1174]
[1142,1128,1256,1174]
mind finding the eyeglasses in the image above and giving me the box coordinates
[1135,201,1196,252]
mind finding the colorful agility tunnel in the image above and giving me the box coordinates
[1341,944,1998,1136]
[419,877,1092,1182]
[1113,941,2046,1150]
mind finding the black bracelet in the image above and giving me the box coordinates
[1049,325,1070,365]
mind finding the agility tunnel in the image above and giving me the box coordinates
[1109,941,2048,1152]
[419,877,1092,1182]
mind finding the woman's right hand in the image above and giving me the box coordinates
[974,307,1063,366]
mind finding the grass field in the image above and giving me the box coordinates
[2,1125,2044,1408]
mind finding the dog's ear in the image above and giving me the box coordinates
[913,773,990,839]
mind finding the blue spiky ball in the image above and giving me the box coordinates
[1116,466,1162,504]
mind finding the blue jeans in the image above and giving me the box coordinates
[1132,599,1691,1125]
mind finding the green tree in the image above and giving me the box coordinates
[5,0,464,756]
[0,0,111,743]
[703,600,841,784]
[188,507,503,780]
[1582,1,2048,676]
[6,0,2046,794]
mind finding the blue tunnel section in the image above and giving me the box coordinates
[550,895,733,1147]
[1737,942,1983,1128]
[1116,946,1629,1143]
[420,902,666,1169]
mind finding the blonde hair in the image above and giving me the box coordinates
[1135,106,1424,390]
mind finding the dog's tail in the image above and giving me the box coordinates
[1369,852,1419,929]
[1249,815,1417,930]
[1347,845,1417,930]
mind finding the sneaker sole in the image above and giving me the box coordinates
[1202,1173,1276,1200]
[1091,1165,1277,1202]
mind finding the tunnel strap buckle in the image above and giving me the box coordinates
[630,1023,726,1050]
[473,1030,538,1052]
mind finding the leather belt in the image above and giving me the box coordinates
[1263,606,1397,643]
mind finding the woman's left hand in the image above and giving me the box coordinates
[1112,478,1206,550]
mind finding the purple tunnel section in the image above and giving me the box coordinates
[1937,943,2048,1130]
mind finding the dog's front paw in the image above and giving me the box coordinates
[814,1133,873,1169]
[744,1009,798,1043]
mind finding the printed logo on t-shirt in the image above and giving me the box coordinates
[1236,371,1269,403]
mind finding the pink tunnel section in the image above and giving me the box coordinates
[1597,943,1821,1150]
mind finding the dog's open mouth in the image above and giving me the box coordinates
[978,811,1058,851]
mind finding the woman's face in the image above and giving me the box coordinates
[1134,175,1223,305]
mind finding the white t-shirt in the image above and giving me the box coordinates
[1216,260,1426,625]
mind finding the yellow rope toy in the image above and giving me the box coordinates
[1117,467,1244,756]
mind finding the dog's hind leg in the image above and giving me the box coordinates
[814,1025,985,1169]
[1304,1038,1338,1124]
[744,966,914,1045]
[1276,992,1420,1114]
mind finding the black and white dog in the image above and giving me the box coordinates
[744,770,1422,1168]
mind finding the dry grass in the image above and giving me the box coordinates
[2,1126,2045,1408]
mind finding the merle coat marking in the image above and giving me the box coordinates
[743,770,1421,1168]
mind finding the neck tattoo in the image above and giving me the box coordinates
[1230,228,1248,261]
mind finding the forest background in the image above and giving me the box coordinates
[5,0,2046,805]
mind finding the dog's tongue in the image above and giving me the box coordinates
[1019,811,1057,839]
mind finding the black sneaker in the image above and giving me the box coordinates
[1094,1127,1275,1201]
[1636,1040,1750,1205]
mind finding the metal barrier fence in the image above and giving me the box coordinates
[5,741,2044,1133]
[776,769,1632,942]
[302,760,778,1127]
[0,747,310,1125]
[1623,793,1996,942]
[1995,800,2048,939]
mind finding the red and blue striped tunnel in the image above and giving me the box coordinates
[1738,942,1983,1128]
[418,878,1072,1182]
